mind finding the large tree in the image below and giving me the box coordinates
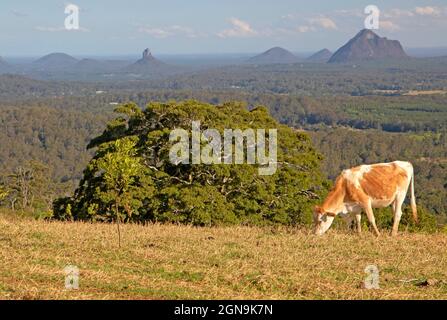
[53,100,328,226]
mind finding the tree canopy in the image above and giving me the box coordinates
[53,100,327,226]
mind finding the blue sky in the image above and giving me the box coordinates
[1,0,447,56]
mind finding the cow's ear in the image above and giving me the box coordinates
[326,212,337,217]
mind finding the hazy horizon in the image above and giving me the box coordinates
[3,46,447,63]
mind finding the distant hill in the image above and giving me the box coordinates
[328,29,408,63]
[124,49,176,76]
[248,47,298,64]
[0,57,14,74]
[0,50,184,80]
[33,53,79,70]
[306,49,332,62]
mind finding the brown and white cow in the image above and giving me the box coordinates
[313,161,418,236]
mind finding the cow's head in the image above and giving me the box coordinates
[313,205,337,235]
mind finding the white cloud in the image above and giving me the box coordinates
[139,25,202,39]
[380,20,400,32]
[278,16,337,34]
[378,6,447,34]
[281,14,295,20]
[296,25,315,33]
[309,17,337,30]
[11,10,27,17]
[383,8,414,18]
[414,6,440,16]
[139,28,170,39]
[35,26,89,32]
[217,18,258,38]
[384,6,443,18]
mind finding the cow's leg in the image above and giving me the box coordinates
[363,203,380,237]
[341,213,354,231]
[349,207,362,234]
[392,191,406,236]
[392,200,397,214]
[355,213,362,234]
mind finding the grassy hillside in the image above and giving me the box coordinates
[1,213,446,300]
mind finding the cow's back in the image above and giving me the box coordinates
[342,161,412,204]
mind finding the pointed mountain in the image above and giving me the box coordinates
[248,47,298,64]
[33,53,78,71]
[328,29,408,63]
[306,49,333,62]
[124,48,174,74]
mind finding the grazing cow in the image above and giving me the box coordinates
[313,161,418,236]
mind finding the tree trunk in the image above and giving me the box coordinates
[115,199,121,248]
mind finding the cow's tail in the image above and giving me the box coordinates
[410,166,418,224]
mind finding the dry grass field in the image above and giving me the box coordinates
[1,212,446,300]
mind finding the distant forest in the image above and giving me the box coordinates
[0,60,446,223]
